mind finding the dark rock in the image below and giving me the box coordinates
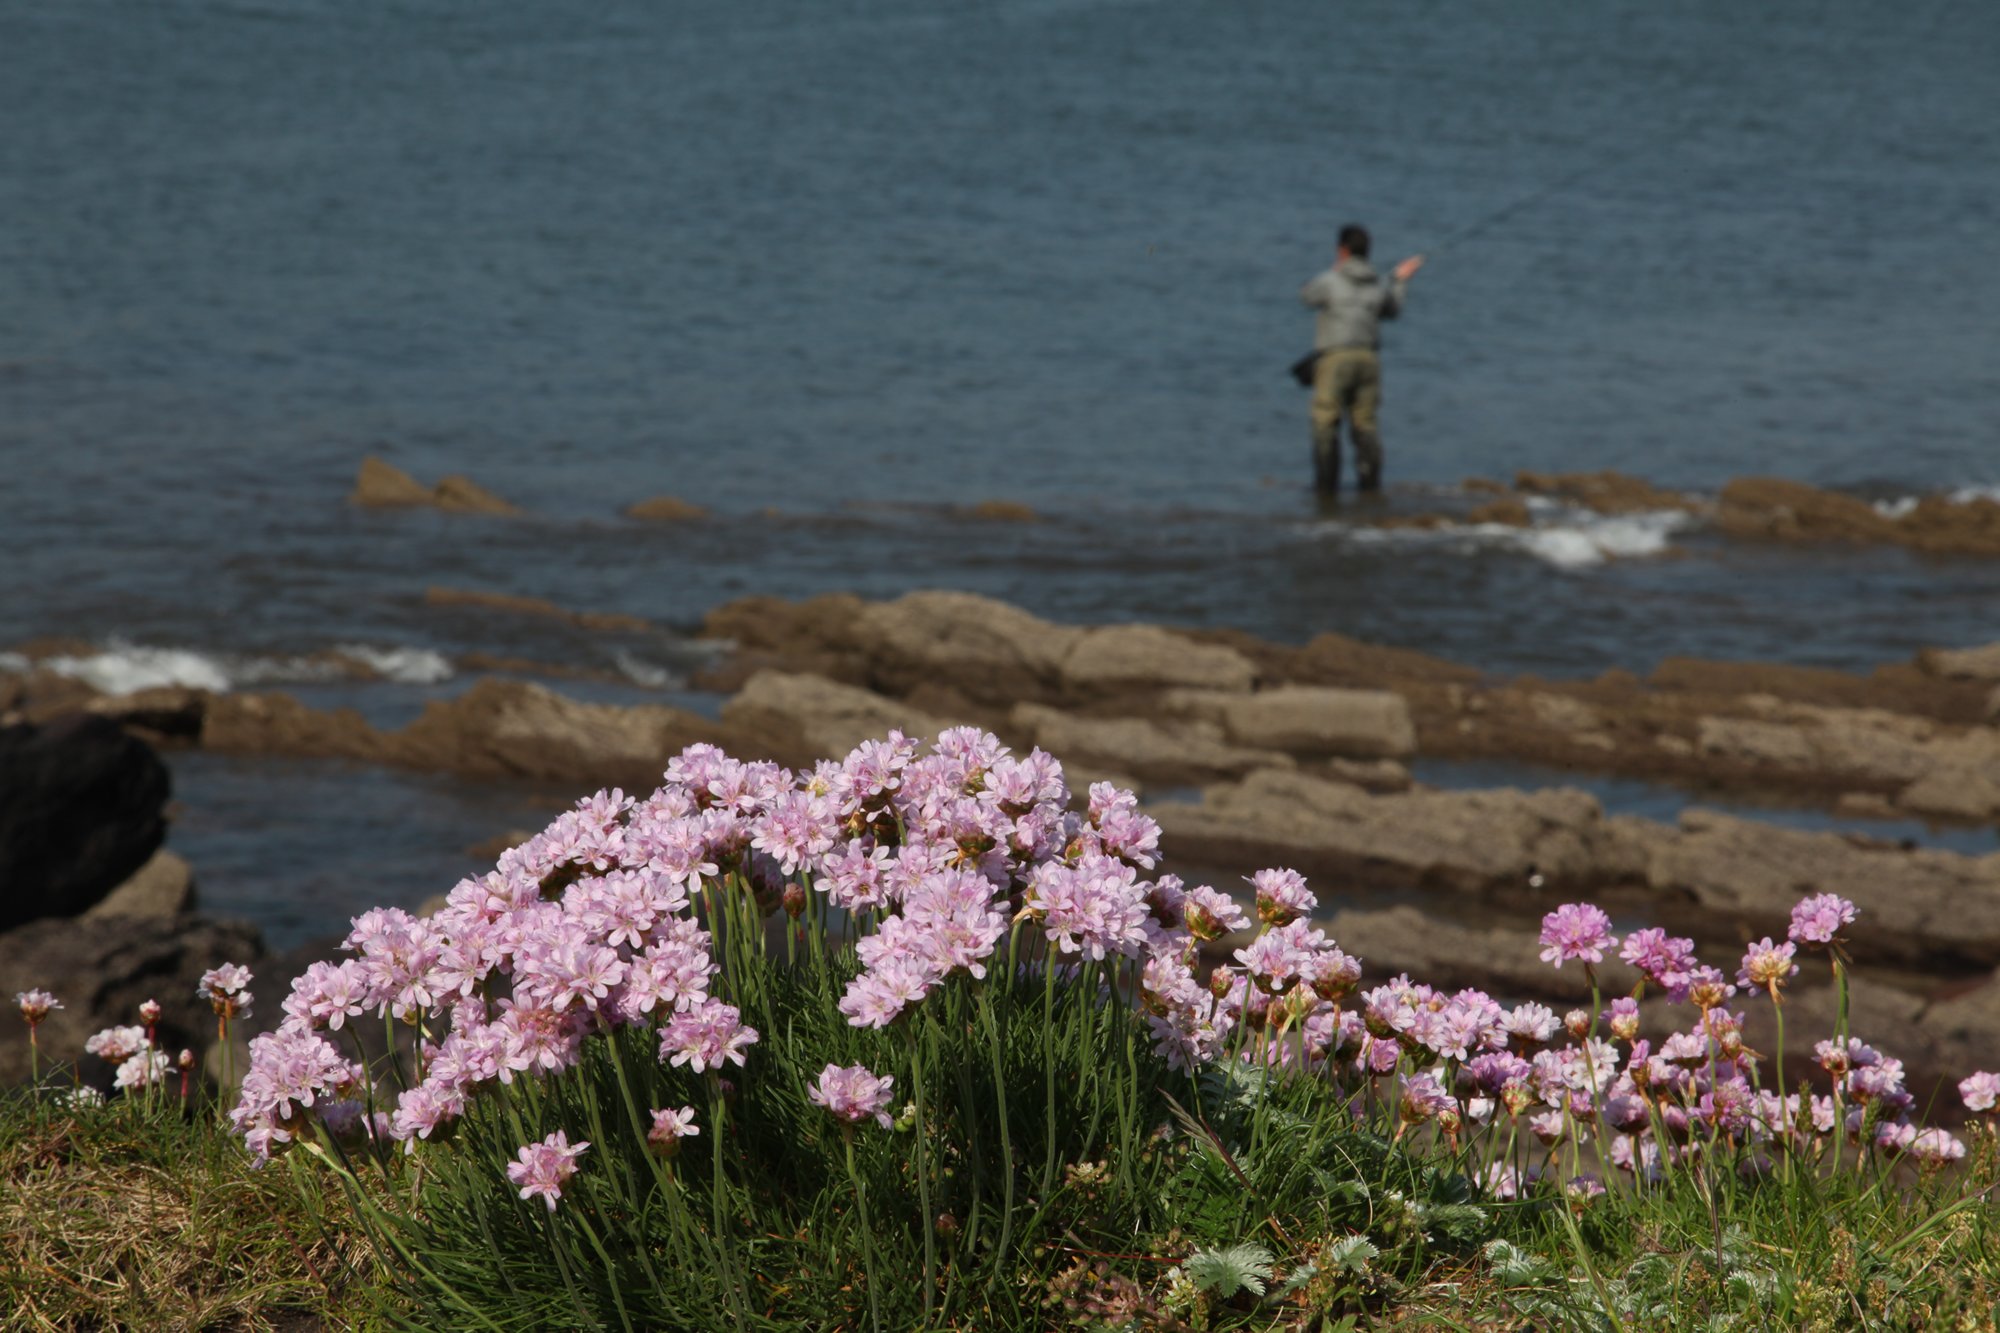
[0,715,171,931]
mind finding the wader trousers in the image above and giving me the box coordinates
[1310,348,1384,493]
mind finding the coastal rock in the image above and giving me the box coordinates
[82,849,196,920]
[961,500,1038,522]
[1059,625,1257,696]
[0,716,171,931]
[394,678,721,790]
[1715,477,1900,545]
[857,591,1082,700]
[204,692,390,765]
[1919,643,2000,681]
[1150,769,1624,893]
[1513,470,1700,514]
[1012,703,1291,786]
[431,474,521,515]
[1162,685,1416,758]
[721,671,949,764]
[349,455,433,507]
[1694,703,2000,815]
[1466,497,1531,526]
[348,456,521,516]
[1628,808,2000,969]
[626,495,709,522]
[0,913,263,1087]
[426,586,652,635]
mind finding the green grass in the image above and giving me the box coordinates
[5,1074,2000,1331]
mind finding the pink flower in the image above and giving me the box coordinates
[647,1106,700,1157]
[1787,894,1857,947]
[1959,1071,2000,1113]
[1538,903,1616,968]
[85,1025,148,1064]
[1909,1128,1967,1167]
[15,990,60,1026]
[114,1050,170,1091]
[1250,868,1316,927]
[506,1130,589,1211]
[1736,937,1798,993]
[198,963,254,1020]
[137,998,161,1025]
[660,1000,759,1072]
[808,1062,895,1129]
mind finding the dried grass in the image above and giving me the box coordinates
[1,1106,371,1333]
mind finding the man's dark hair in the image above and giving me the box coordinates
[1338,224,1371,257]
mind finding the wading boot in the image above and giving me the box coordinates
[1352,428,1383,493]
[1312,426,1341,494]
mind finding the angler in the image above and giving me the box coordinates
[1296,224,1424,494]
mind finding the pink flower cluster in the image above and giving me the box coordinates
[808,1063,897,1128]
[507,1130,589,1211]
[225,722,1987,1205]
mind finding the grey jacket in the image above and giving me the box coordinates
[1299,256,1407,352]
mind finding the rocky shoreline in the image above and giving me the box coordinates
[8,577,2000,1106]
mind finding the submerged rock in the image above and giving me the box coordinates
[348,456,521,516]
[626,495,710,522]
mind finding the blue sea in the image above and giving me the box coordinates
[6,0,1999,945]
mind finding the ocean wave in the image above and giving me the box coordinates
[611,650,681,689]
[1325,506,1691,570]
[331,644,454,685]
[1874,484,2000,520]
[6,639,455,694]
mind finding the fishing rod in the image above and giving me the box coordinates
[1288,130,1663,386]
[1296,0,1968,384]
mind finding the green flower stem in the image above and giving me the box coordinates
[979,988,1017,1291]
[843,1129,885,1333]
[1040,949,1060,1199]
[910,1020,936,1319]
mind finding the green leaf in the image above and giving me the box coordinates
[1183,1243,1276,1299]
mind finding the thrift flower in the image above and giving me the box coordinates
[647,1106,700,1157]
[507,1130,589,1211]
[1539,903,1616,968]
[1959,1070,2000,1113]
[1787,894,1857,947]
[1737,937,1798,995]
[808,1063,895,1129]
[15,989,59,1031]
[199,964,254,1020]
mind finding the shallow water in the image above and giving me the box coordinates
[7,0,2000,944]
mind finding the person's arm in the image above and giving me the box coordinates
[1299,273,1332,309]
[1380,254,1424,319]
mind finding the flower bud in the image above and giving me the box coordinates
[782,884,807,919]
[1564,1009,1590,1039]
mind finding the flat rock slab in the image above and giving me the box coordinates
[1011,703,1290,786]
[1154,770,2000,972]
[1165,685,1415,758]
[723,671,951,764]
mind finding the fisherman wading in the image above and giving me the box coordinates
[1298,225,1423,494]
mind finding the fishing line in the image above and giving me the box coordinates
[1290,0,1962,385]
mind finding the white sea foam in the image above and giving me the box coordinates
[17,639,455,694]
[1332,507,1690,570]
[1873,484,2000,519]
[38,643,234,694]
[612,650,680,689]
[333,644,454,684]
